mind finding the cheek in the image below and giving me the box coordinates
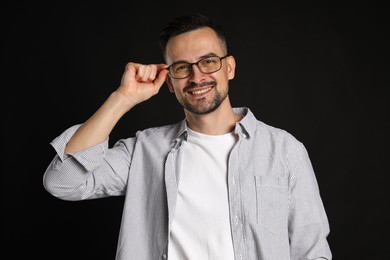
[169,83,188,100]
[171,80,187,93]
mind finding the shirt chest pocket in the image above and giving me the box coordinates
[255,175,289,234]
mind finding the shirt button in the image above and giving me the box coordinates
[162,253,167,259]
[234,216,239,225]
[232,177,236,184]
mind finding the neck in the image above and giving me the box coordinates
[184,98,242,135]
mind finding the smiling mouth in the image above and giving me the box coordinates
[189,87,213,95]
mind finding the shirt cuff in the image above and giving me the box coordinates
[50,124,109,171]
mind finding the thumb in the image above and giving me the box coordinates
[153,65,170,89]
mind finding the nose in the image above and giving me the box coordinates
[188,64,206,82]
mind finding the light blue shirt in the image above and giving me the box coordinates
[43,107,332,260]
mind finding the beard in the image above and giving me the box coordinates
[180,82,229,115]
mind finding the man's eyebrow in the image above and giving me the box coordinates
[170,52,219,65]
[199,52,218,59]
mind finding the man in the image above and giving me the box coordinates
[43,13,332,259]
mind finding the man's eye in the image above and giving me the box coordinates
[201,57,217,66]
[175,64,190,72]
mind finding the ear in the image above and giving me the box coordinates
[166,76,175,93]
[227,56,236,80]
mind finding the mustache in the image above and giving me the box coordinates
[183,81,216,92]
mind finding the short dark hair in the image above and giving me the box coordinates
[158,13,227,60]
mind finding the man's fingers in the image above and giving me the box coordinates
[153,65,169,89]
[134,64,164,83]
[122,63,168,94]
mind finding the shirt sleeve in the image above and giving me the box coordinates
[288,142,333,260]
[43,124,134,201]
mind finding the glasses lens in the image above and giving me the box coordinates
[170,63,191,78]
[198,56,221,73]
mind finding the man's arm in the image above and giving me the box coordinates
[288,143,332,259]
[65,62,169,153]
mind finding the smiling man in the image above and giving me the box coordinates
[43,13,332,260]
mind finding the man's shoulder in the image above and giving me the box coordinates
[136,120,185,141]
[257,120,294,138]
[251,119,308,165]
[250,114,303,149]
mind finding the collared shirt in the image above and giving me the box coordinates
[43,107,332,260]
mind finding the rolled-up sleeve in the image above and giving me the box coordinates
[43,124,133,201]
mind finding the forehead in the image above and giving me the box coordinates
[165,27,225,64]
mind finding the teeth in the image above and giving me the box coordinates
[191,87,212,95]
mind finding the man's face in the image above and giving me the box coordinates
[165,27,235,115]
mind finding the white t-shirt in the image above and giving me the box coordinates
[168,127,238,260]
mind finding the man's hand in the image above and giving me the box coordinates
[117,62,169,106]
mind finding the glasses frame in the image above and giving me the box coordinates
[167,55,229,79]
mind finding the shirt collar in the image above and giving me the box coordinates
[233,107,257,138]
[172,107,257,142]
[172,119,188,142]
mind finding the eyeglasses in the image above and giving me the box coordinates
[167,55,229,79]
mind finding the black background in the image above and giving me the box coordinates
[3,2,388,259]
